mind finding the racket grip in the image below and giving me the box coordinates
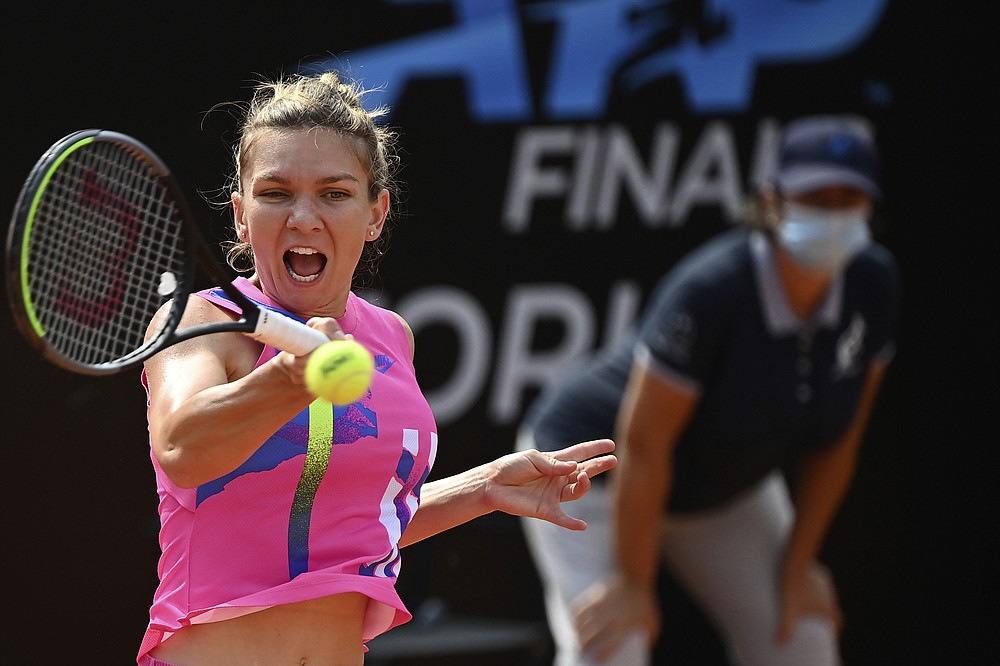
[251,309,331,356]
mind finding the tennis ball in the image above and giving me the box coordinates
[304,339,374,405]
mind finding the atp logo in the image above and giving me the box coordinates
[302,0,889,120]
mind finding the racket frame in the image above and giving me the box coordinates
[6,129,328,375]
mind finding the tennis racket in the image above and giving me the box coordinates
[5,129,330,375]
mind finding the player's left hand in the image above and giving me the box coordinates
[483,439,616,530]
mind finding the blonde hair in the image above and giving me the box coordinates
[223,71,400,282]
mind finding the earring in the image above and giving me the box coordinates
[369,229,376,236]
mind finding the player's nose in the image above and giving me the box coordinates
[286,197,324,232]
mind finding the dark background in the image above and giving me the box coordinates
[2,2,996,664]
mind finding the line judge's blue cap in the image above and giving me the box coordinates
[777,115,881,198]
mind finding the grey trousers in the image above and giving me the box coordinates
[517,429,840,666]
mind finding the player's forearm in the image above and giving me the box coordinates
[399,464,492,547]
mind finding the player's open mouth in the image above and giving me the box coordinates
[284,247,327,283]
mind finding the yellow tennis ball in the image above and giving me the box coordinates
[304,339,374,405]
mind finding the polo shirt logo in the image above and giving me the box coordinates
[832,312,866,380]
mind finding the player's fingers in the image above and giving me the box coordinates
[518,448,579,476]
[561,470,591,502]
[550,438,616,464]
[578,454,618,480]
[305,316,347,341]
[547,510,588,531]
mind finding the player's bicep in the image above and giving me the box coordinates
[144,299,234,422]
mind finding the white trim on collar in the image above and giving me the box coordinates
[749,231,843,335]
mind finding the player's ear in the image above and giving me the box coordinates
[232,192,249,242]
[367,188,389,240]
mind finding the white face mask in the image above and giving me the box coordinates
[776,203,873,273]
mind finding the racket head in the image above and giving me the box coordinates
[6,129,197,375]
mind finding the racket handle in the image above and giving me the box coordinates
[251,309,332,356]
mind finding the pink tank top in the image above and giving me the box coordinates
[137,278,438,661]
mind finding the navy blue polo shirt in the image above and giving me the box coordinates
[526,227,901,513]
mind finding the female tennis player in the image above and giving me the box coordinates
[136,71,616,666]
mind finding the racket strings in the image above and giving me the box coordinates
[27,140,188,367]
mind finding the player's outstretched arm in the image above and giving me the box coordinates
[400,439,617,547]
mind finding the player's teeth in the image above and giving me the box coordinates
[285,247,323,282]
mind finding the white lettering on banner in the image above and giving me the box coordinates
[381,119,793,426]
[503,127,577,228]
[394,287,493,424]
[392,281,643,427]
[491,284,596,423]
[589,123,679,230]
[503,118,784,232]
[671,121,743,222]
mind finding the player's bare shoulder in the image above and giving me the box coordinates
[388,310,415,360]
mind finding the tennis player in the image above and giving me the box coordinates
[136,71,616,666]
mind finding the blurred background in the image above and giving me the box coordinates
[2,1,995,664]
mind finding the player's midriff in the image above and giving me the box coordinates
[150,592,368,666]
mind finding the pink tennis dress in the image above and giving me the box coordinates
[136,278,438,662]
